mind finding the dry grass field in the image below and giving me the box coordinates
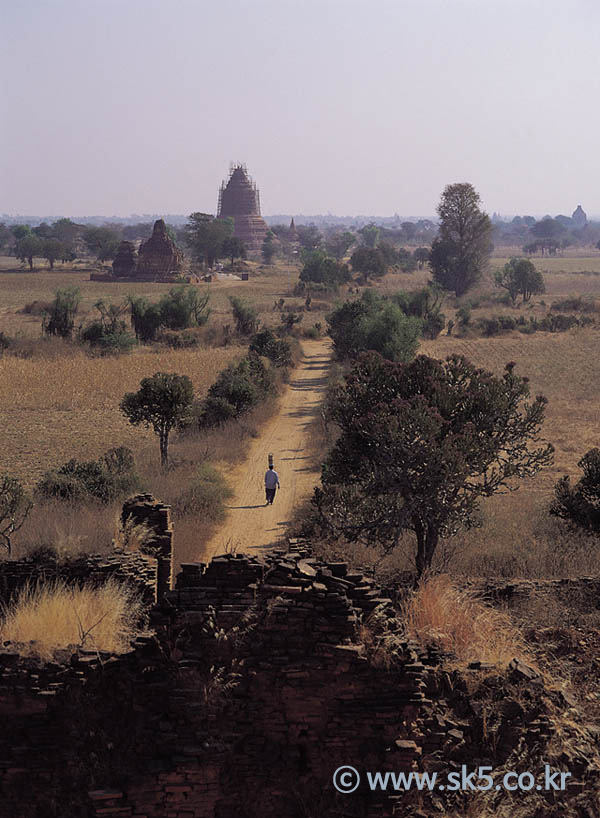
[2,250,600,578]
[0,343,241,486]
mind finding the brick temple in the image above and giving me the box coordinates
[217,163,269,255]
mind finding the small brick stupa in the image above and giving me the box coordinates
[112,241,137,278]
[135,219,184,280]
[217,163,269,255]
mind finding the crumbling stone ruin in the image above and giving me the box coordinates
[217,163,269,255]
[0,528,599,818]
[135,218,184,280]
[111,240,138,278]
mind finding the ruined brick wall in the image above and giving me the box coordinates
[0,548,598,818]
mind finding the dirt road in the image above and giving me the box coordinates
[199,338,331,561]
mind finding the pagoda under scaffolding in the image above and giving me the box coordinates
[217,163,269,255]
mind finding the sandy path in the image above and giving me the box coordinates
[199,338,331,561]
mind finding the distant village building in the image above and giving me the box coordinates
[571,205,587,229]
[217,163,269,255]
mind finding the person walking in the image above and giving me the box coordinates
[264,463,280,505]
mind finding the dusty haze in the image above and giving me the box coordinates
[1,0,599,217]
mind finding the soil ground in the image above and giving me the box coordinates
[198,338,330,561]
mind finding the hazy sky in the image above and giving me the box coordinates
[2,0,599,218]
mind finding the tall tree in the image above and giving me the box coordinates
[262,230,276,264]
[121,373,194,468]
[429,183,493,297]
[15,234,42,269]
[315,353,553,578]
[222,236,247,265]
[83,226,120,262]
[184,213,233,268]
[326,230,355,260]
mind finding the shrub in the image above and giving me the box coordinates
[42,287,81,339]
[80,321,136,354]
[37,446,138,504]
[158,285,210,330]
[249,329,292,367]
[551,296,598,313]
[0,331,11,352]
[300,249,350,288]
[129,296,163,342]
[22,300,52,315]
[0,579,144,662]
[327,290,421,362]
[0,476,32,554]
[550,448,600,533]
[158,328,203,349]
[229,295,259,335]
[456,305,471,329]
[172,463,233,519]
[197,354,275,428]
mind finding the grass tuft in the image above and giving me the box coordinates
[0,578,144,662]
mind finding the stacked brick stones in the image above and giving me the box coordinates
[135,219,184,280]
[0,544,599,816]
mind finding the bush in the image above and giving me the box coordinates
[550,448,600,533]
[158,285,210,330]
[172,463,233,520]
[300,249,350,288]
[0,331,11,352]
[327,290,421,362]
[42,287,81,339]
[197,354,275,428]
[249,329,292,367]
[158,328,203,349]
[80,320,136,354]
[456,305,471,329]
[37,446,138,504]
[551,296,598,313]
[229,296,259,335]
[22,300,52,316]
[129,287,210,342]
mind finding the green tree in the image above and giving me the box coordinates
[15,234,42,269]
[41,238,67,269]
[430,183,493,297]
[129,296,163,342]
[327,290,421,362]
[51,217,81,244]
[158,285,211,330]
[413,247,430,268]
[299,249,350,288]
[0,476,32,555]
[296,224,322,250]
[11,224,33,241]
[530,217,566,240]
[184,213,233,268]
[83,226,120,262]
[326,230,355,260]
[262,230,276,264]
[350,247,387,280]
[0,223,13,250]
[120,372,194,468]
[358,223,380,248]
[316,354,553,578]
[222,236,247,265]
[550,449,600,533]
[495,258,545,304]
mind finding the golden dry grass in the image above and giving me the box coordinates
[0,344,240,486]
[405,574,531,667]
[0,578,144,661]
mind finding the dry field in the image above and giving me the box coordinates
[1,343,241,486]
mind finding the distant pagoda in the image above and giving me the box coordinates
[217,163,268,255]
